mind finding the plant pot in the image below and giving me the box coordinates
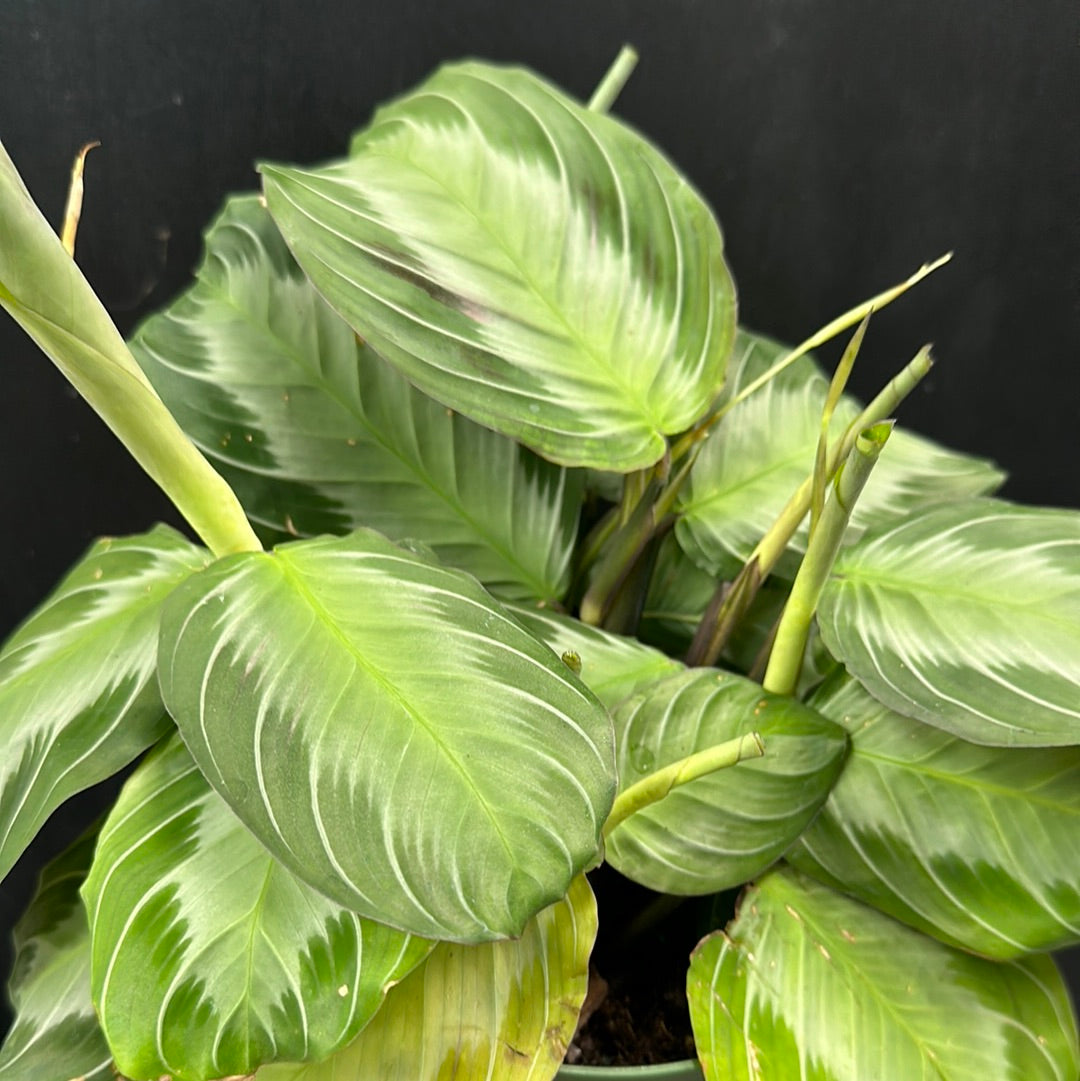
[557,1060,703,1080]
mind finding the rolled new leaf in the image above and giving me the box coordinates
[818,499,1080,745]
[688,867,1080,1081]
[0,141,260,557]
[259,875,597,1081]
[0,827,111,1081]
[130,194,582,603]
[261,60,735,471]
[788,674,1080,957]
[0,525,209,883]
[158,528,616,942]
[604,668,847,894]
[81,735,430,1081]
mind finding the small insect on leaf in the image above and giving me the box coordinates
[561,650,582,675]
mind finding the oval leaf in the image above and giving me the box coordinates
[130,194,580,602]
[605,669,847,894]
[689,868,1080,1081]
[158,528,616,941]
[0,827,111,1081]
[677,330,1005,575]
[788,674,1080,957]
[819,500,1080,745]
[259,875,596,1081]
[508,602,683,711]
[0,525,209,882]
[81,734,429,1081]
[261,61,735,470]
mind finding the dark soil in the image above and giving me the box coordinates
[564,867,740,1067]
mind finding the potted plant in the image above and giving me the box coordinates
[1,47,1078,1081]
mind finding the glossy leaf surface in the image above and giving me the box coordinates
[158,528,615,941]
[0,525,208,882]
[81,735,429,1081]
[688,868,1080,1081]
[819,500,1080,745]
[509,602,683,711]
[131,195,580,602]
[605,669,847,894]
[262,61,735,470]
[677,331,1004,574]
[260,875,596,1081]
[788,674,1080,957]
[0,828,111,1081]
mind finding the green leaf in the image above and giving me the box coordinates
[81,734,429,1081]
[677,330,1005,575]
[688,867,1080,1081]
[259,874,597,1081]
[787,673,1080,957]
[508,602,683,711]
[0,525,209,882]
[818,499,1080,745]
[261,60,735,471]
[0,827,111,1081]
[158,528,616,942]
[130,194,580,602]
[604,669,847,894]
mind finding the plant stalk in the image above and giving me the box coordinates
[762,421,893,696]
[588,45,639,113]
[0,141,262,558]
[603,731,765,838]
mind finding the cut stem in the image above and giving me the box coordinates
[762,421,893,696]
[603,731,765,838]
[588,45,639,113]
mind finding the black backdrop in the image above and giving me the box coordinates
[0,0,1078,1039]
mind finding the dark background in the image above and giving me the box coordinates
[0,0,1078,1040]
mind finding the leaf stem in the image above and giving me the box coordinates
[588,45,639,113]
[762,422,893,696]
[603,731,765,838]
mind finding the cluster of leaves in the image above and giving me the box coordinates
[2,53,1080,1081]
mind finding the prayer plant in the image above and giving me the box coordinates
[1,47,1079,1081]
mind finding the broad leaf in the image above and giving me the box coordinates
[158,528,616,941]
[688,867,1080,1081]
[81,734,429,1081]
[819,499,1080,745]
[677,330,1005,575]
[508,602,682,711]
[788,674,1080,957]
[638,532,725,655]
[261,61,735,471]
[0,525,209,881]
[0,828,111,1081]
[259,875,596,1081]
[131,195,580,602]
[605,669,847,894]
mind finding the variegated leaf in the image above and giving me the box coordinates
[0,525,209,882]
[818,499,1080,745]
[81,734,430,1081]
[788,673,1080,957]
[130,195,580,602]
[688,867,1080,1081]
[158,528,616,942]
[259,875,597,1081]
[0,827,111,1081]
[605,669,847,894]
[261,61,735,471]
[508,602,683,711]
[677,330,1005,575]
